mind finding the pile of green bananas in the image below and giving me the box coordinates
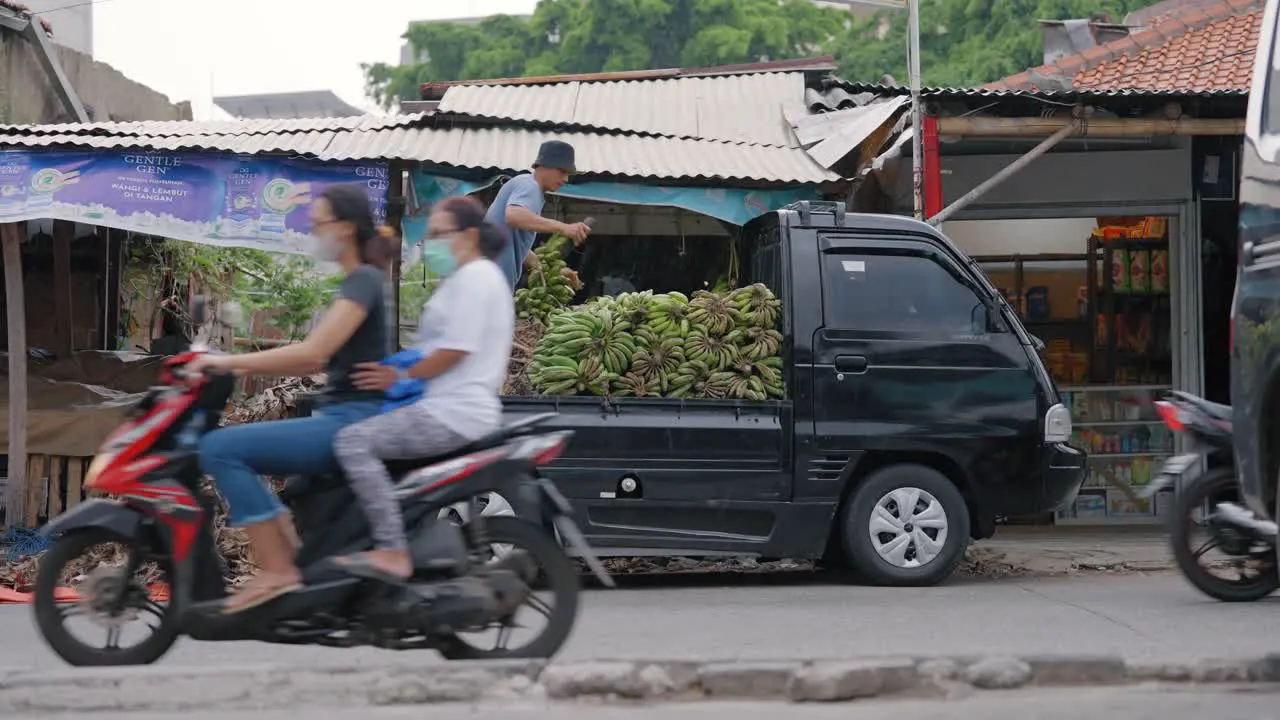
[527,285,786,400]
[514,234,580,326]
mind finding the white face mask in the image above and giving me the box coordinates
[310,228,342,262]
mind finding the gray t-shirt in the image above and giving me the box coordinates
[324,264,388,402]
[484,173,546,289]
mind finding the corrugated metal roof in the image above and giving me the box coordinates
[421,56,837,95]
[0,125,838,184]
[812,82,1248,105]
[327,126,838,183]
[0,114,427,137]
[0,131,339,156]
[437,72,806,147]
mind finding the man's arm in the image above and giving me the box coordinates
[507,204,566,235]
[523,250,540,271]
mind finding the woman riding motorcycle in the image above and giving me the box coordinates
[186,184,394,614]
[331,195,515,580]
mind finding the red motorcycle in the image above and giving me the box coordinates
[31,298,611,666]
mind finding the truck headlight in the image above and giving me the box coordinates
[1044,403,1072,444]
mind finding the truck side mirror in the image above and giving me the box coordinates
[970,303,990,334]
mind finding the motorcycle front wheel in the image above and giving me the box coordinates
[32,529,181,666]
[1170,468,1279,602]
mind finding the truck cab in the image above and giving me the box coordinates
[504,201,1087,586]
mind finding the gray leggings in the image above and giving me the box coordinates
[333,403,469,550]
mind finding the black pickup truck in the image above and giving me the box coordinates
[502,201,1087,586]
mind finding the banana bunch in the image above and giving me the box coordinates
[723,356,785,400]
[688,290,742,336]
[737,325,784,362]
[528,355,611,396]
[643,292,691,339]
[514,234,581,326]
[728,283,783,328]
[611,371,660,398]
[685,328,738,371]
[631,334,684,391]
[582,307,638,376]
[525,285,787,401]
[668,360,732,399]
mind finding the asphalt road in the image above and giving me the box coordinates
[14,685,1280,720]
[2,571,1278,670]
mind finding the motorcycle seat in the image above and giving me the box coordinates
[382,412,558,477]
[1171,391,1232,422]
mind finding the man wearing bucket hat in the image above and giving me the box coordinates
[485,140,591,290]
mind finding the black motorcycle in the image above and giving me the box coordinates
[1143,391,1278,601]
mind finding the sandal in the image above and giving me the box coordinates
[220,575,302,615]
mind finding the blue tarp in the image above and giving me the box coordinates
[400,170,820,258]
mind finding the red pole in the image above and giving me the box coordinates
[923,114,943,220]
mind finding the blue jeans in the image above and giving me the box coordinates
[199,400,382,527]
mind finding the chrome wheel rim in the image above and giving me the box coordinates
[868,486,949,568]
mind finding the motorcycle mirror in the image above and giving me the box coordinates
[190,295,208,326]
[218,301,244,329]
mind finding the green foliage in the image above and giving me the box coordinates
[831,0,1151,88]
[363,0,1153,108]
[364,0,848,108]
[121,238,340,348]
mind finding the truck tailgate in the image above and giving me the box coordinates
[502,396,792,502]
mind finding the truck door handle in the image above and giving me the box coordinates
[834,355,868,374]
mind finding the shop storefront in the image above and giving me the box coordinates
[915,144,1202,524]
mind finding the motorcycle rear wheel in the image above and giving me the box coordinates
[436,516,579,660]
[32,529,181,666]
[1170,468,1279,603]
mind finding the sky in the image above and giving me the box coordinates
[89,0,538,120]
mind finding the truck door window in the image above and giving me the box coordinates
[822,252,988,333]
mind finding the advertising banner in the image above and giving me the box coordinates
[0,149,389,254]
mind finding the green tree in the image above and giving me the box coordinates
[364,0,1163,109]
[831,0,1151,88]
[121,239,340,349]
[363,0,846,109]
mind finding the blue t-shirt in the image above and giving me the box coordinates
[484,173,546,289]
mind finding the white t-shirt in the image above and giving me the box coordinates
[415,258,514,440]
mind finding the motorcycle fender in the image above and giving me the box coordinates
[39,498,143,540]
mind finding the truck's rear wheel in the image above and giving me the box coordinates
[840,464,970,586]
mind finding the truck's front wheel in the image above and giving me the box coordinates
[839,465,970,587]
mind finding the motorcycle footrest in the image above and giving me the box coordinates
[1215,502,1280,538]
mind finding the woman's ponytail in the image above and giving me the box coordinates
[477,221,506,259]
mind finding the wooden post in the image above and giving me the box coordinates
[1,222,28,529]
[52,220,73,357]
[388,168,406,351]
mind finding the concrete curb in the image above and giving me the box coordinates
[3,655,1280,712]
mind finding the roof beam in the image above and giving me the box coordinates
[929,119,1079,225]
[0,6,88,123]
[937,115,1242,137]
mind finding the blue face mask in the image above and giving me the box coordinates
[421,238,458,277]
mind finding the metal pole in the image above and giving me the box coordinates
[928,119,1080,226]
[907,0,923,220]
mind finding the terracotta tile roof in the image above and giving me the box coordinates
[987,0,1262,92]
